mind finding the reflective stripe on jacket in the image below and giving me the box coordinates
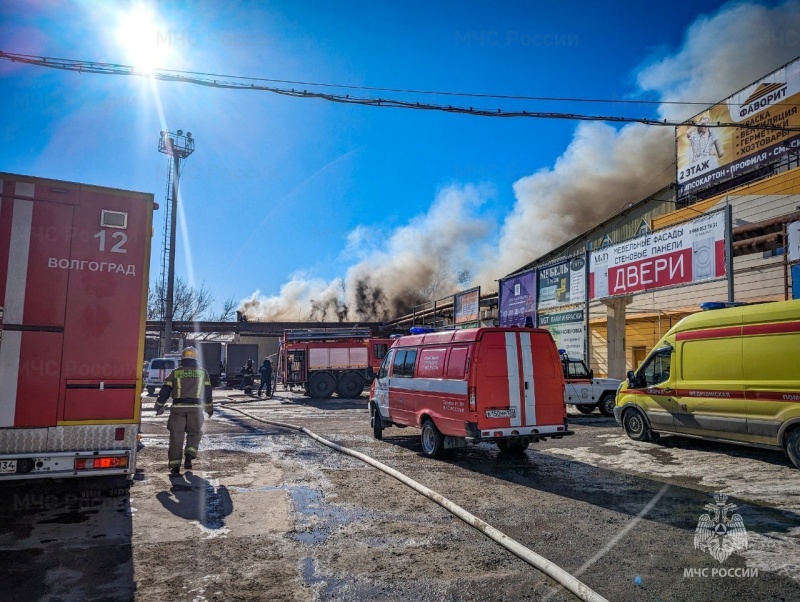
[156,365,213,412]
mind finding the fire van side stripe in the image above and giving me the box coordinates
[381,378,468,396]
[0,331,22,427]
[505,332,522,427]
[4,196,33,324]
[0,194,33,427]
[520,332,536,426]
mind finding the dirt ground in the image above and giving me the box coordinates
[2,388,799,601]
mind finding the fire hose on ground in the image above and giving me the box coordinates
[220,399,609,602]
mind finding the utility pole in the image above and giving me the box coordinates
[158,130,195,354]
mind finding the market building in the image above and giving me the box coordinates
[500,57,800,378]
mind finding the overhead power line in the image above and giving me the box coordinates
[2,51,799,132]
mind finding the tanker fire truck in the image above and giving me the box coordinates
[279,328,390,398]
[0,172,153,483]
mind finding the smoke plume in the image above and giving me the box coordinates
[241,184,491,321]
[242,1,800,320]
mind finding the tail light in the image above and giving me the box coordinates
[75,456,128,470]
[468,386,476,412]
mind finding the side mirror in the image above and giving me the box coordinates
[627,370,636,386]
[588,369,594,380]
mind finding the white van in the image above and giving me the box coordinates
[144,356,179,395]
[560,353,621,416]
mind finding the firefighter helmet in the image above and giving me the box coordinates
[182,346,199,360]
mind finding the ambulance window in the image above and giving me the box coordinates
[378,350,394,379]
[446,347,469,380]
[402,350,417,377]
[391,349,417,378]
[392,350,407,377]
[639,347,673,387]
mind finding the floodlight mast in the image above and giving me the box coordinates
[157,130,195,354]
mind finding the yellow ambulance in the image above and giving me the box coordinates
[614,299,800,468]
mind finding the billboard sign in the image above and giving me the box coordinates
[793,265,800,300]
[676,58,800,198]
[538,309,585,361]
[537,256,586,310]
[453,287,480,325]
[499,270,536,327]
[590,211,726,300]
[788,221,800,263]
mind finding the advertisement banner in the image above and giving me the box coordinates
[793,265,800,300]
[676,58,800,198]
[590,211,726,300]
[537,256,587,310]
[788,221,800,263]
[453,287,480,325]
[538,309,585,361]
[499,270,536,327]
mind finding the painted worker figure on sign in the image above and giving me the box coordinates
[686,114,724,168]
[154,346,213,475]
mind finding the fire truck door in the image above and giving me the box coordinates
[0,193,72,427]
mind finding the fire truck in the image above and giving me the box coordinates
[278,328,390,398]
[0,172,153,483]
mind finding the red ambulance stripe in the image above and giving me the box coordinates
[675,321,800,342]
[628,388,800,403]
[676,326,741,341]
[742,321,800,336]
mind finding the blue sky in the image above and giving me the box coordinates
[1,0,797,319]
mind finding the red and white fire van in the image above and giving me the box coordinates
[0,172,153,482]
[369,327,572,457]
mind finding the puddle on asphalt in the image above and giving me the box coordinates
[230,482,379,544]
[290,486,380,544]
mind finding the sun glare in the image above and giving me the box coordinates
[115,4,167,73]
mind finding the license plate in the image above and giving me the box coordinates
[0,460,17,474]
[486,408,516,419]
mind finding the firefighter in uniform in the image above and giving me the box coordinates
[154,346,213,475]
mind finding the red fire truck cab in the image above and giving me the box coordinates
[369,327,573,457]
[0,173,152,482]
[279,328,390,398]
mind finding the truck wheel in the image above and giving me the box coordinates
[420,419,443,458]
[623,408,653,442]
[598,393,616,417]
[338,373,365,398]
[308,373,335,399]
[785,428,800,469]
[371,403,383,440]
[146,386,155,396]
[576,404,596,414]
[497,440,529,453]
